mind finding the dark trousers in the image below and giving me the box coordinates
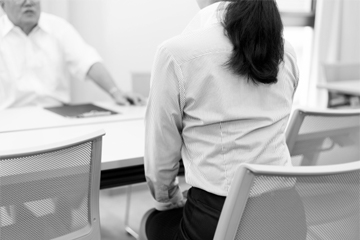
[145,186,306,240]
[145,187,225,240]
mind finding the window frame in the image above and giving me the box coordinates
[280,0,317,27]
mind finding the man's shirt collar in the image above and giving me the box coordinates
[1,15,15,37]
[37,13,51,33]
[1,13,49,38]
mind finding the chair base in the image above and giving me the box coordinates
[125,225,139,239]
[137,209,156,240]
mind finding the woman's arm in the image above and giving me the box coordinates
[145,45,185,210]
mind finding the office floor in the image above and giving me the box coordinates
[99,177,190,240]
[99,184,150,240]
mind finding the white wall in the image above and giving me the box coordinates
[40,0,199,102]
[41,0,69,20]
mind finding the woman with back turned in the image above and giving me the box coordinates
[143,0,305,239]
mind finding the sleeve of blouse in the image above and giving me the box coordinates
[144,45,185,211]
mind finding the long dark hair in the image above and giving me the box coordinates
[223,0,284,84]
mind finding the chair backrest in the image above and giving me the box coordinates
[0,130,105,240]
[322,62,360,83]
[286,107,360,166]
[214,161,360,240]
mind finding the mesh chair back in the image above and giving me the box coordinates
[0,130,105,240]
[286,108,360,166]
[214,162,360,240]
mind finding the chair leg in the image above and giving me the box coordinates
[124,185,139,239]
[327,92,333,108]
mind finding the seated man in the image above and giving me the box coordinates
[0,0,144,109]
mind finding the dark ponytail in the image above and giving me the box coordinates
[223,0,284,84]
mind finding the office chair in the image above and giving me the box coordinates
[286,107,360,166]
[139,161,359,240]
[0,130,105,240]
[322,62,360,108]
[214,161,360,240]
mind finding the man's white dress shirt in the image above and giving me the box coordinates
[145,2,299,210]
[0,13,102,109]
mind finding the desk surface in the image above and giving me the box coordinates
[317,80,360,96]
[0,102,146,171]
[0,102,145,133]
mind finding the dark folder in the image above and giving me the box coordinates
[45,103,119,118]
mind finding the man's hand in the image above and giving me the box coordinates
[111,91,146,106]
[87,63,146,106]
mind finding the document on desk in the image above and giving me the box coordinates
[45,103,119,118]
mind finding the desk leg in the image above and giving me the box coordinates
[124,185,139,239]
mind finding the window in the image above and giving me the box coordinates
[277,0,314,13]
[278,0,316,107]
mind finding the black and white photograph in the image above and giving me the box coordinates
[0,0,359,239]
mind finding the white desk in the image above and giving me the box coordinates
[0,102,151,188]
[0,102,145,133]
[317,80,360,96]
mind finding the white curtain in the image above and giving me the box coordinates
[307,0,360,107]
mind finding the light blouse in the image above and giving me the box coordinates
[145,2,299,210]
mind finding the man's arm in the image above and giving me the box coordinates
[55,17,144,105]
[87,62,145,105]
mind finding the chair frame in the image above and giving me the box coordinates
[285,107,360,165]
[0,129,105,240]
[213,161,360,240]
